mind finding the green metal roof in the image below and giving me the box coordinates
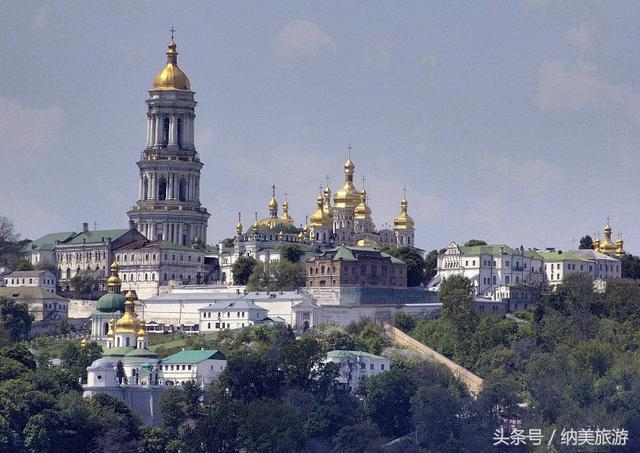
[326,350,385,360]
[96,293,125,313]
[333,246,357,261]
[65,229,129,244]
[161,349,225,364]
[125,348,159,359]
[21,231,77,253]
[537,251,593,263]
[102,347,135,357]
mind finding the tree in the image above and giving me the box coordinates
[237,399,304,453]
[620,253,640,280]
[182,379,203,417]
[247,261,306,291]
[0,217,21,266]
[464,239,487,247]
[34,260,57,275]
[394,311,419,333]
[280,244,304,263]
[221,238,235,248]
[280,336,324,389]
[218,352,282,402]
[332,422,383,453]
[424,249,439,282]
[231,256,257,285]
[385,247,425,287]
[60,341,103,382]
[158,387,187,429]
[69,270,99,293]
[12,259,33,271]
[411,385,462,450]
[439,275,477,334]
[579,235,594,250]
[360,368,416,438]
[0,297,33,342]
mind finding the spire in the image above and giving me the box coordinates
[152,28,191,90]
[107,261,122,293]
[394,189,414,230]
[268,185,278,217]
[236,212,243,235]
[280,191,293,223]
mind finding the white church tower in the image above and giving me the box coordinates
[128,30,210,246]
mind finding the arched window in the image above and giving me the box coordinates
[158,177,167,201]
[505,275,510,284]
[144,273,148,281]
[177,118,183,147]
[103,322,109,335]
[179,177,187,202]
[162,117,169,146]
[66,268,71,279]
[143,176,149,200]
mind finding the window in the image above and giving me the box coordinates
[370,363,374,370]
[381,364,385,370]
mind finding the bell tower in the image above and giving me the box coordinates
[127,30,210,246]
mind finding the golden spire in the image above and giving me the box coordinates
[107,261,122,292]
[393,188,415,230]
[236,212,243,235]
[354,177,372,220]
[114,290,140,334]
[280,192,293,223]
[137,319,146,340]
[322,183,333,218]
[599,217,616,255]
[593,234,601,252]
[310,193,327,227]
[333,144,360,209]
[615,233,625,257]
[152,27,191,91]
[268,185,278,216]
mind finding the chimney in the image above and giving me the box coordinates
[129,220,135,230]
[82,222,89,233]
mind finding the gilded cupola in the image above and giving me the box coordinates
[310,194,327,227]
[114,291,141,334]
[322,185,334,218]
[152,32,191,91]
[354,187,372,220]
[333,147,360,209]
[235,212,243,236]
[393,193,415,230]
[106,261,122,290]
[615,233,625,258]
[268,185,278,217]
[599,221,616,255]
[280,199,293,224]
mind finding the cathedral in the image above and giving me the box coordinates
[218,151,417,283]
[127,33,210,246]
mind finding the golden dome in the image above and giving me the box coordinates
[344,156,355,175]
[236,212,243,235]
[356,236,379,248]
[393,195,415,230]
[354,189,372,220]
[137,320,146,339]
[280,201,293,223]
[600,222,615,254]
[268,197,278,211]
[593,237,601,252]
[322,186,334,217]
[310,194,329,227]
[114,291,140,334]
[107,261,122,289]
[152,36,191,91]
[110,261,119,272]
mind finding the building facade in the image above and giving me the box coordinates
[306,246,407,288]
[127,34,210,246]
[324,350,390,392]
[158,350,226,386]
[199,300,269,332]
[4,270,57,294]
[20,231,76,267]
[0,286,68,323]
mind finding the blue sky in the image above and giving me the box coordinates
[2,1,640,253]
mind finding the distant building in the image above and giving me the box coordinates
[4,270,57,294]
[199,300,269,332]
[158,350,226,386]
[593,221,625,258]
[305,245,407,288]
[0,286,68,323]
[20,231,76,267]
[55,223,145,290]
[539,249,621,286]
[324,350,390,392]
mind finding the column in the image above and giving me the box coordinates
[178,224,184,245]
[169,114,177,146]
[149,223,155,240]
[163,223,168,241]
[154,115,161,146]
[138,174,143,200]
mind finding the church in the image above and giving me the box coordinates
[218,152,417,284]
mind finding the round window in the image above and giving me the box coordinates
[96,375,103,381]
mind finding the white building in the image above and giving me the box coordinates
[0,286,68,322]
[20,231,76,267]
[538,249,621,286]
[158,349,226,386]
[324,350,390,392]
[199,300,269,332]
[4,270,57,294]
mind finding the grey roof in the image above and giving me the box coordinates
[5,270,54,278]
[572,249,620,261]
[0,287,67,301]
[146,290,305,303]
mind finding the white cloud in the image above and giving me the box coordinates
[533,60,640,122]
[33,5,48,30]
[270,20,336,65]
[0,97,64,150]
[566,24,593,51]
[361,40,394,72]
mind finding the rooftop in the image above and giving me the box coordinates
[64,229,129,245]
[313,245,405,265]
[199,299,267,311]
[326,350,386,360]
[5,270,55,278]
[0,287,67,301]
[117,239,197,252]
[161,349,225,364]
[20,231,76,252]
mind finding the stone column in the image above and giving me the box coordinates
[138,174,143,200]
[169,114,177,146]
[163,223,168,241]
[154,115,161,146]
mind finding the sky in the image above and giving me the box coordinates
[2,1,640,254]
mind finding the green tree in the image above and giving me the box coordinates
[411,385,462,450]
[237,399,304,453]
[424,249,439,281]
[231,256,257,285]
[12,259,33,271]
[332,422,383,453]
[360,367,416,438]
[221,237,235,248]
[579,235,594,250]
[439,275,477,334]
[158,387,187,429]
[69,270,99,293]
[182,379,203,417]
[280,244,304,263]
[463,239,487,247]
[620,253,640,279]
[218,352,282,402]
[85,393,141,443]
[60,341,103,382]
[385,247,425,286]
[247,261,306,291]
[0,297,33,342]
[280,336,324,389]
[394,311,419,333]
[187,393,244,453]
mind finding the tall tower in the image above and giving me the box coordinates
[393,191,415,247]
[333,147,360,245]
[127,32,210,246]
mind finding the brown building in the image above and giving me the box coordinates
[306,246,407,288]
